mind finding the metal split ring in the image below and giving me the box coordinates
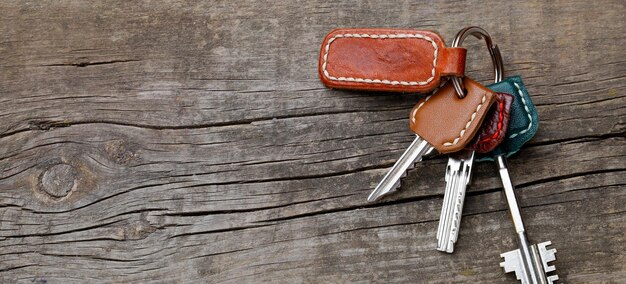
[451,27,504,99]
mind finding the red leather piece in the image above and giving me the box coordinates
[469,92,515,153]
[318,28,466,93]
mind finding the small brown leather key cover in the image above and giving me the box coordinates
[409,78,496,154]
[469,93,515,153]
[319,28,466,93]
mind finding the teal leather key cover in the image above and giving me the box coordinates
[477,76,539,161]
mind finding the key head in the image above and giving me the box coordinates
[479,76,539,160]
[469,92,515,153]
[409,78,497,154]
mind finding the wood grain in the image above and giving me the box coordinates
[1,0,625,283]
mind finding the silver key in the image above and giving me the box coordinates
[436,150,474,253]
[437,90,515,253]
[367,78,498,202]
[367,135,434,202]
[497,155,558,284]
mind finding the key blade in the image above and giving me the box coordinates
[367,135,434,202]
[437,161,457,244]
[437,150,475,253]
[436,159,459,243]
[437,156,462,252]
[496,155,526,233]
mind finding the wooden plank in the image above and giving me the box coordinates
[0,0,625,283]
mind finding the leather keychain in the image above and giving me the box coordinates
[478,76,540,160]
[318,28,469,93]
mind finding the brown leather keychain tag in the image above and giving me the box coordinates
[318,28,466,93]
[409,78,496,154]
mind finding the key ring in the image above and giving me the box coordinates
[451,26,504,98]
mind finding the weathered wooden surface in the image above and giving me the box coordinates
[1,0,625,283]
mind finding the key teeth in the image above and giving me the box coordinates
[388,160,418,194]
[392,180,400,192]
[538,241,558,273]
[538,241,559,283]
[500,249,522,275]
[400,160,418,181]
[547,275,559,284]
[501,244,559,284]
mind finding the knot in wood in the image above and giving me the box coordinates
[40,164,77,198]
[105,140,139,165]
[119,220,157,241]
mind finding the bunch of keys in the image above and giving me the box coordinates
[319,26,558,283]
